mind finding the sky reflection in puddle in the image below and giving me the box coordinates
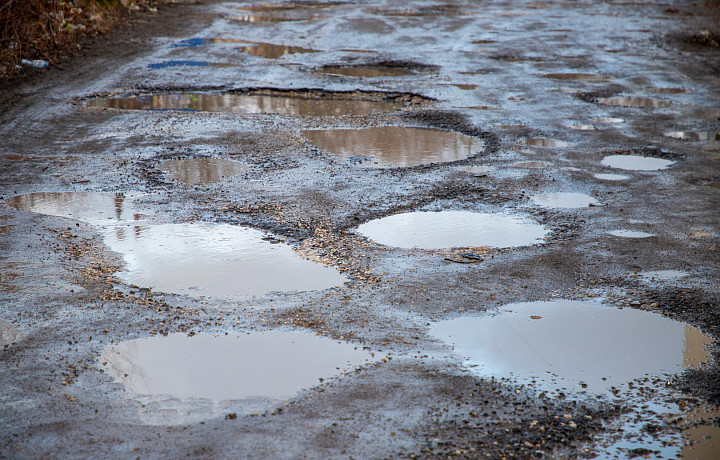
[356,211,547,249]
[158,158,248,185]
[102,223,346,297]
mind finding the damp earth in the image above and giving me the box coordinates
[2,0,719,458]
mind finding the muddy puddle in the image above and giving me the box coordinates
[594,173,630,181]
[302,127,482,168]
[0,320,25,347]
[101,331,382,423]
[531,192,599,208]
[512,161,549,169]
[355,211,547,249]
[158,158,248,185]
[594,117,624,123]
[569,124,595,131]
[315,65,413,78]
[89,93,402,116]
[6,192,144,226]
[102,223,346,298]
[236,41,319,59]
[608,229,655,238]
[601,154,675,171]
[430,300,712,394]
[597,96,671,108]
[518,138,570,148]
[664,131,719,141]
[460,165,494,176]
[640,270,688,281]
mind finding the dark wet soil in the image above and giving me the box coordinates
[1,0,719,458]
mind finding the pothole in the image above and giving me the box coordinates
[597,97,671,108]
[512,161,549,169]
[236,41,319,59]
[100,331,383,424]
[430,300,712,394]
[594,117,624,123]
[460,165,494,176]
[315,65,414,78]
[0,320,25,348]
[607,229,655,238]
[531,192,599,209]
[640,270,688,281]
[594,173,630,181]
[87,90,413,116]
[569,124,595,130]
[158,158,248,185]
[355,211,547,249]
[601,155,675,171]
[6,192,145,226]
[518,138,570,148]
[302,127,482,168]
[102,223,346,298]
[664,131,719,141]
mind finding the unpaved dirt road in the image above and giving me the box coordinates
[1,1,719,458]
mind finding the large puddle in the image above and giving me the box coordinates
[102,332,380,401]
[102,223,346,297]
[158,158,248,185]
[315,65,413,78]
[302,127,482,167]
[597,96,671,108]
[355,211,547,249]
[601,155,675,171]
[430,300,711,393]
[88,93,401,116]
[6,192,143,226]
[531,192,599,209]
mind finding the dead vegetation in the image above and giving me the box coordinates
[0,0,163,79]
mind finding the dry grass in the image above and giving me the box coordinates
[0,0,129,77]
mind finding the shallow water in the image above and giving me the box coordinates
[594,173,630,181]
[89,93,401,116]
[236,41,319,59]
[6,192,143,226]
[512,161,549,169]
[664,131,719,141]
[543,73,609,81]
[158,158,248,185]
[355,210,547,249]
[430,300,711,394]
[101,332,381,401]
[302,127,482,167]
[102,223,346,297]
[518,138,570,148]
[460,165,494,176]
[531,192,599,208]
[594,117,624,123]
[641,270,688,281]
[601,155,675,171]
[608,229,655,238]
[597,96,671,108]
[315,65,413,78]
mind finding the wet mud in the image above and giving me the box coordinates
[1,0,719,458]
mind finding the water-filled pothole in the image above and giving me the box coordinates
[158,158,248,185]
[598,96,671,108]
[355,211,547,249]
[531,192,599,208]
[101,331,382,405]
[460,165,494,176]
[430,300,711,393]
[608,229,655,238]
[102,223,346,297]
[664,131,719,141]
[601,155,675,171]
[594,173,630,181]
[518,138,570,148]
[236,41,319,59]
[302,127,482,168]
[88,92,404,116]
[594,117,624,123]
[641,270,688,281]
[0,320,25,347]
[315,65,413,78]
[6,192,143,226]
[148,61,238,69]
[512,161,549,169]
